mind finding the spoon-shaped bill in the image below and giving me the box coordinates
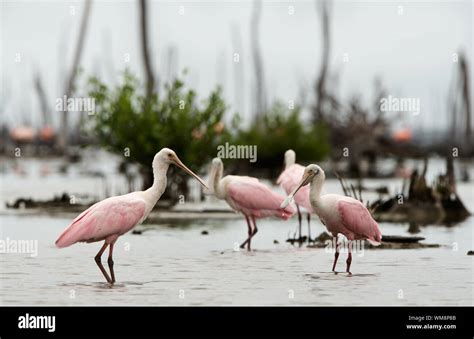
[280,171,312,209]
[172,156,209,189]
[203,162,218,195]
[280,195,293,209]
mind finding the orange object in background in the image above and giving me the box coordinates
[39,126,56,142]
[392,128,412,142]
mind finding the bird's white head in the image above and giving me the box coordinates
[284,149,296,168]
[280,164,325,209]
[204,157,223,195]
[211,157,224,172]
[153,148,208,189]
[303,164,324,182]
[155,148,178,164]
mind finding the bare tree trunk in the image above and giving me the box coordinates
[446,156,456,194]
[58,0,93,154]
[138,0,157,191]
[250,0,266,122]
[313,0,331,122]
[458,52,471,150]
[139,0,156,99]
[34,72,51,126]
[231,23,245,119]
[449,79,458,143]
[165,45,178,83]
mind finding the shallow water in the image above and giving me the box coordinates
[0,211,472,306]
[0,155,473,305]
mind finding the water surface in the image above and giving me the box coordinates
[0,156,472,306]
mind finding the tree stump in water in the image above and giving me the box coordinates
[371,157,470,225]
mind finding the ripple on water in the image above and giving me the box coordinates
[58,282,134,289]
[377,263,402,267]
[304,272,378,281]
[1,208,473,306]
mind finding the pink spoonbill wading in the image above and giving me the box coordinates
[207,157,295,251]
[281,164,382,274]
[277,149,314,241]
[55,148,208,284]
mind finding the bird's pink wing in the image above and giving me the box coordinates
[277,164,312,212]
[337,199,382,245]
[55,195,146,248]
[227,180,295,219]
[277,164,304,188]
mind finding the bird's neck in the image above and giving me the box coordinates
[309,176,324,207]
[213,169,225,199]
[145,161,169,204]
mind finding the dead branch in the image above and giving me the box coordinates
[313,0,331,122]
[139,0,156,99]
[250,0,266,120]
[58,0,92,153]
[34,72,51,126]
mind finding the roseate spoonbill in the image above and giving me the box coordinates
[55,148,208,284]
[277,150,313,241]
[281,164,382,274]
[207,158,295,250]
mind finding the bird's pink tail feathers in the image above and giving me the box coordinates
[366,222,382,246]
[55,208,94,248]
[55,225,83,248]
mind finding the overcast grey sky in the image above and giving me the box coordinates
[1,0,472,132]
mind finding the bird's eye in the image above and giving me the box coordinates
[168,154,172,158]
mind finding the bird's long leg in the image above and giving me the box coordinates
[307,213,311,243]
[247,216,258,251]
[107,242,116,284]
[331,236,340,273]
[296,204,302,240]
[94,242,112,283]
[239,215,252,249]
[346,240,353,276]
